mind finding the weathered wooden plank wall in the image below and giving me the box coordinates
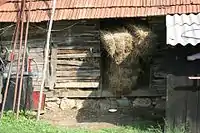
[50,20,101,91]
[0,22,46,91]
[0,20,101,96]
[0,19,167,99]
[165,46,200,133]
[149,17,167,96]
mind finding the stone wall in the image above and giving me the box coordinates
[45,97,166,120]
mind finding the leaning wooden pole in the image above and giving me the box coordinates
[36,0,56,120]
[16,0,30,119]
[0,14,21,119]
[14,0,25,118]
[12,1,25,112]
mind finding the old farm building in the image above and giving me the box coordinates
[0,0,200,132]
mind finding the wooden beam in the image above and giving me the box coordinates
[57,60,100,66]
[48,47,57,90]
[58,45,100,50]
[57,60,85,65]
[56,65,99,71]
[57,49,88,54]
[56,70,100,77]
[0,75,2,103]
[57,53,101,58]
[45,89,165,98]
[55,82,99,88]
[56,76,99,81]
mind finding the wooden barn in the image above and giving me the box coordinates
[0,0,200,132]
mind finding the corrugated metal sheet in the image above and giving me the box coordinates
[166,13,200,46]
[1,0,200,22]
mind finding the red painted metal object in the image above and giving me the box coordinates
[32,91,46,111]
[0,91,46,111]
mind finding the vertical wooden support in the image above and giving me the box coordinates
[37,0,56,120]
[25,76,33,110]
[49,46,57,90]
[166,74,193,132]
[0,74,2,103]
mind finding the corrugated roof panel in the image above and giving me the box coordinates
[166,13,200,46]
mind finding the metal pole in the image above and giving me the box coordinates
[16,0,30,118]
[15,0,25,118]
[0,14,21,119]
[36,0,56,121]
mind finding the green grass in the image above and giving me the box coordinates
[0,111,186,133]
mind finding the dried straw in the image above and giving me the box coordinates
[101,24,156,95]
[126,24,156,58]
[100,31,116,58]
[100,28,133,64]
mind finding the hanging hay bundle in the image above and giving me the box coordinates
[126,24,156,58]
[100,24,156,95]
[100,31,116,58]
[107,61,140,95]
[100,28,133,64]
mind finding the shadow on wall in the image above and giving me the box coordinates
[75,45,200,127]
[74,19,163,125]
[74,47,164,126]
[164,45,200,133]
[166,74,200,133]
[75,96,165,126]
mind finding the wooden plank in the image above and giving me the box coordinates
[29,48,44,53]
[56,70,100,77]
[52,25,98,31]
[48,47,57,90]
[57,49,88,54]
[55,82,100,88]
[1,39,46,48]
[57,53,101,58]
[54,32,99,38]
[57,60,85,65]
[56,40,100,46]
[45,89,97,98]
[0,75,2,103]
[56,76,99,81]
[186,87,198,133]
[56,79,99,83]
[57,45,100,50]
[45,89,165,98]
[196,81,200,133]
[56,65,99,71]
[57,60,100,66]
[166,75,191,131]
[52,37,99,44]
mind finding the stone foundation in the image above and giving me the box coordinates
[45,97,166,114]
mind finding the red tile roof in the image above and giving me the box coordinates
[1,0,200,22]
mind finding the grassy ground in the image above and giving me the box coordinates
[0,112,185,133]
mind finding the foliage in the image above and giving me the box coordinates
[0,111,187,133]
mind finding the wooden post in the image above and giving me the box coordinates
[0,74,2,104]
[48,46,57,90]
[16,0,30,118]
[37,0,57,121]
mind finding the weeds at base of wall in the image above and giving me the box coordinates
[164,120,189,133]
